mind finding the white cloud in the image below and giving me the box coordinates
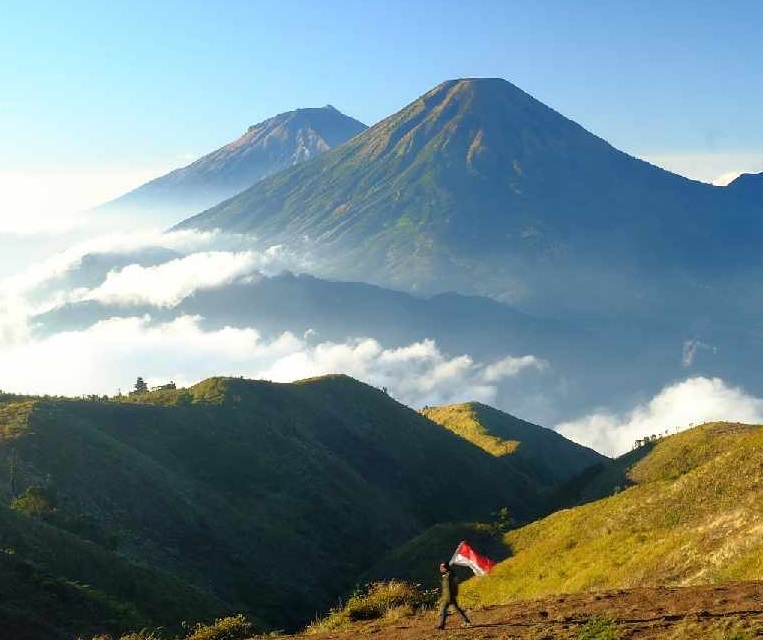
[483,355,547,382]
[556,377,763,457]
[0,230,304,327]
[254,336,544,407]
[0,316,544,408]
[682,339,715,367]
[1,229,226,297]
[83,251,264,307]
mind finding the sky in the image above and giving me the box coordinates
[2,1,763,454]
[2,2,762,203]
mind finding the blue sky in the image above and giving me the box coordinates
[1,0,762,222]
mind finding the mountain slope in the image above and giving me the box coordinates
[0,376,592,636]
[0,501,227,640]
[98,106,366,222]
[422,402,605,487]
[177,78,760,314]
[461,422,763,607]
[727,170,763,199]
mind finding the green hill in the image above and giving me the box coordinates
[460,421,763,608]
[0,376,593,637]
[0,502,226,640]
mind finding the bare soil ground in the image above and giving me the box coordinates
[277,582,763,639]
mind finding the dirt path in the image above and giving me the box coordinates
[278,582,763,639]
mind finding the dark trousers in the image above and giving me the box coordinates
[438,598,470,627]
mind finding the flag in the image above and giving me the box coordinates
[449,540,496,576]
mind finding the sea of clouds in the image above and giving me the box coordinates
[0,230,545,407]
[3,227,763,458]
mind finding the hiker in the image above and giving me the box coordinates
[436,561,471,629]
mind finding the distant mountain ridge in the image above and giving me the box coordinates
[98,105,367,222]
[177,78,762,315]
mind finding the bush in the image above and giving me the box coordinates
[184,614,253,640]
[578,615,621,640]
[10,485,57,518]
[81,631,163,640]
[120,632,164,640]
[306,581,436,633]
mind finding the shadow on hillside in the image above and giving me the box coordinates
[543,442,658,513]
[358,521,513,591]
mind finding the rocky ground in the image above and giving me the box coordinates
[272,582,763,639]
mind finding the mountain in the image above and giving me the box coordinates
[0,376,598,637]
[176,78,762,316]
[460,421,763,606]
[97,105,367,223]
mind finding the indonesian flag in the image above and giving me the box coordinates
[450,541,496,576]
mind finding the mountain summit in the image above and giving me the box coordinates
[98,105,367,222]
[178,78,759,313]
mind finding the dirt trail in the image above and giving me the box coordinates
[277,581,763,639]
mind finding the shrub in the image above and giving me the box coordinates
[82,631,163,640]
[306,581,436,633]
[578,615,621,640]
[183,614,253,640]
[120,631,164,640]
[10,485,57,518]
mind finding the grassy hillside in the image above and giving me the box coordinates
[0,376,590,637]
[0,503,226,640]
[460,422,763,608]
[421,402,605,490]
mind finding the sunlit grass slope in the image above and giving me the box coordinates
[422,402,606,489]
[462,422,763,607]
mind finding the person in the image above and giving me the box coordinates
[436,561,471,629]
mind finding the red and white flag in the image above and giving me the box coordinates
[450,541,496,576]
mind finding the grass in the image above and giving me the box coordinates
[305,581,436,633]
[421,403,519,457]
[421,402,606,499]
[663,615,758,640]
[577,615,620,640]
[462,422,763,607]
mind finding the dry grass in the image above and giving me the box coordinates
[463,422,763,606]
[305,581,435,634]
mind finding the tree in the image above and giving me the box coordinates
[11,485,57,519]
[133,377,148,394]
[491,506,514,533]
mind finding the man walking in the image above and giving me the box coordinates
[436,562,471,629]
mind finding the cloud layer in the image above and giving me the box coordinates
[556,377,763,456]
[0,315,545,408]
[83,251,266,307]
